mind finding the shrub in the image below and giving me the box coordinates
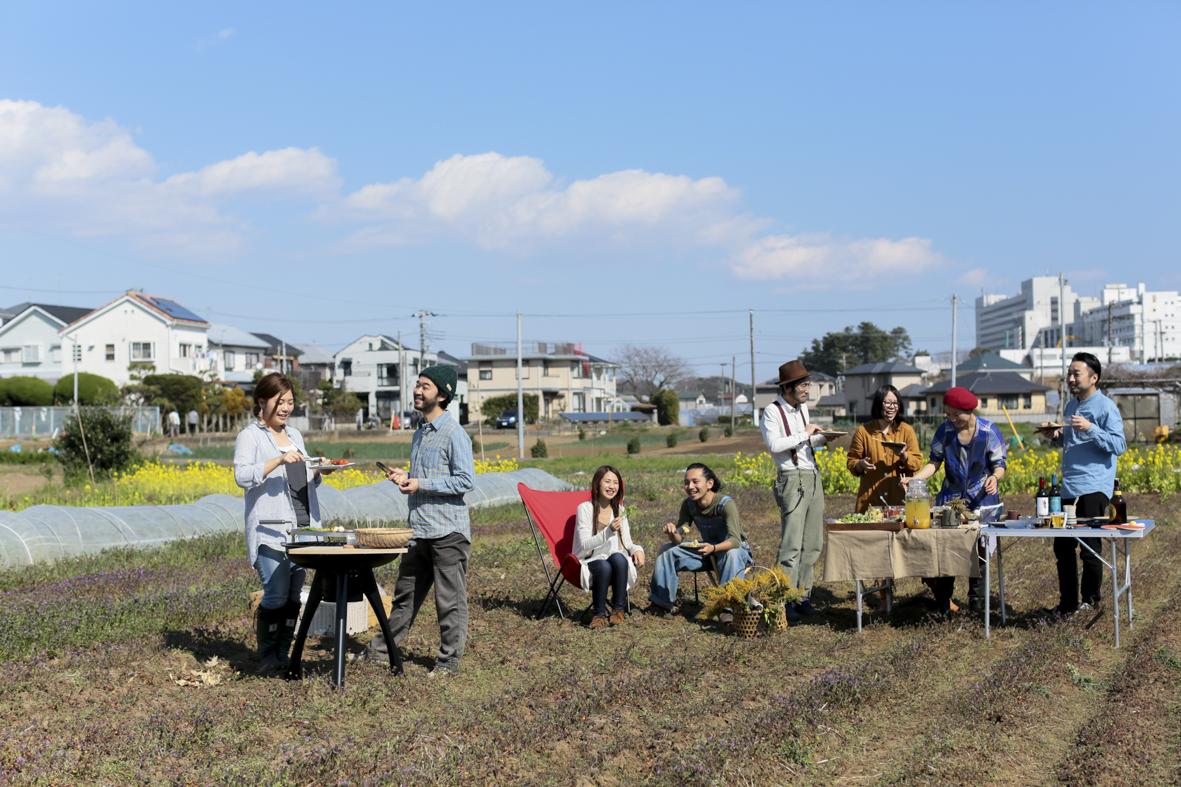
[666,432,679,448]
[651,389,680,426]
[471,438,482,454]
[54,408,138,481]
[699,426,710,443]
[142,374,204,413]
[53,373,119,405]
[480,393,539,425]
[627,436,642,454]
[1,376,54,406]
[531,438,548,458]
[725,424,734,438]
[578,427,586,441]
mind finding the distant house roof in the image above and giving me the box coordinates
[436,350,468,377]
[206,323,270,350]
[677,391,706,400]
[896,383,929,398]
[4,302,95,325]
[60,291,207,331]
[844,361,925,376]
[294,343,336,365]
[815,394,847,409]
[251,333,304,358]
[924,372,1051,396]
[955,352,1028,374]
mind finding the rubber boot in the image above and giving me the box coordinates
[256,604,286,671]
[275,600,302,668]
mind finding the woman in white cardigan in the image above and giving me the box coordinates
[573,465,646,628]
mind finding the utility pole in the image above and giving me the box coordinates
[749,310,758,427]
[413,310,437,371]
[1058,273,1067,420]
[516,311,524,460]
[397,330,404,430]
[719,363,726,405]
[280,336,287,375]
[950,294,958,390]
[731,355,736,427]
[1107,301,1114,366]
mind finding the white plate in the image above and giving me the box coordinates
[309,462,356,470]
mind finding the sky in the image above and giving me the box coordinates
[1,2,1178,384]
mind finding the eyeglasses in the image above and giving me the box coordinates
[882,402,899,409]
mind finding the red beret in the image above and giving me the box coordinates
[943,387,978,412]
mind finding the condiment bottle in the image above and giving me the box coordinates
[1106,477,1128,524]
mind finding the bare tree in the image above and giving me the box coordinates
[613,344,691,400]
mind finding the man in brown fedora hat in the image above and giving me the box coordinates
[760,359,837,620]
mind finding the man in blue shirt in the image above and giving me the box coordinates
[1041,352,1126,615]
[366,365,475,676]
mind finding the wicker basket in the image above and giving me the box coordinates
[732,608,764,639]
[355,528,413,549]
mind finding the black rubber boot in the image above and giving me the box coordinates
[275,600,302,669]
[256,604,286,671]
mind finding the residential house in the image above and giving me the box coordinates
[924,372,1052,420]
[954,351,1034,381]
[464,341,618,422]
[334,335,435,422]
[895,383,930,416]
[206,323,271,386]
[251,333,303,375]
[842,362,927,421]
[0,303,94,382]
[678,391,710,410]
[293,344,337,391]
[58,292,209,388]
[436,350,470,424]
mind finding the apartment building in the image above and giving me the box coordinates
[334,335,436,422]
[975,276,1099,352]
[465,341,619,422]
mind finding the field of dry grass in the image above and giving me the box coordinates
[0,465,1178,786]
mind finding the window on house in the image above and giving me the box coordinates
[479,361,492,381]
[571,361,582,379]
[1023,394,1033,409]
[246,353,260,369]
[105,344,115,361]
[2,348,17,363]
[544,360,557,377]
[979,398,989,408]
[51,345,61,363]
[517,361,530,380]
[573,392,586,412]
[341,360,353,377]
[179,343,191,358]
[131,342,154,362]
[224,350,236,371]
[22,345,42,363]
[999,394,1019,410]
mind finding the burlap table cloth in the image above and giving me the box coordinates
[822,526,980,581]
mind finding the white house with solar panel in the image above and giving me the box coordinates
[58,291,211,388]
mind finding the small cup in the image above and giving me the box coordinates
[1006,510,1020,521]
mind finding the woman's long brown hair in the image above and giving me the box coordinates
[590,465,625,544]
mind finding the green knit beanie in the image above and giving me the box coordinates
[420,365,458,405]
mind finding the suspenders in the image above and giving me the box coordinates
[772,401,809,468]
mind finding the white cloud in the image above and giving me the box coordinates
[320,152,937,283]
[196,28,236,51]
[0,99,339,256]
[956,267,992,287]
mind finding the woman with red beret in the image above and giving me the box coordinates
[904,386,1007,614]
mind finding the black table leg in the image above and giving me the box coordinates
[362,569,403,675]
[333,571,348,687]
[286,571,324,681]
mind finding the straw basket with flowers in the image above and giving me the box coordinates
[698,565,804,637]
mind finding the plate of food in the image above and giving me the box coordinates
[680,540,704,550]
[309,459,355,470]
[818,430,848,438]
[1035,422,1065,433]
[878,439,908,449]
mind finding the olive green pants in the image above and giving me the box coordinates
[774,468,825,597]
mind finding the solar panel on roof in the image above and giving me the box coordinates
[140,295,205,323]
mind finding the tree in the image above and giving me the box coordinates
[612,344,690,400]
[479,393,539,425]
[316,380,366,417]
[968,346,991,359]
[0,377,54,406]
[142,374,205,414]
[799,322,913,377]
[651,388,680,426]
[54,408,138,481]
[54,373,119,405]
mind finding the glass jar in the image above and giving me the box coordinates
[904,478,932,529]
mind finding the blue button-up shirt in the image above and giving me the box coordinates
[1056,390,1127,499]
[407,411,475,540]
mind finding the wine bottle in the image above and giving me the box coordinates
[1049,473,1062,514]
[1035,476,1050,519]
[1106,477,1128,524]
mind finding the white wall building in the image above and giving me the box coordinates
[975,276,1099,352]
[0,304,93,382]
[59,292,210,388]
[205,323,271,385]
[334,335,436,421]
[1071,283,1181,363]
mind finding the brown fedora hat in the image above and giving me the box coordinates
[777,360,810,387]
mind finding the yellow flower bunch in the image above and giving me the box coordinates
[320,467,380,491]
[475,455,519,475]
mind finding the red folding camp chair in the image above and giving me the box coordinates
[519,483,632,621]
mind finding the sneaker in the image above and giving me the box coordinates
[608,609,626,626]
[796,599,820,616]
[590,614,608,629]
[428,660,460,677]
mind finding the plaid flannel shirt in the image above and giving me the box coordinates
[407,410,475,540]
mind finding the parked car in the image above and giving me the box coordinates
[495,409,518,429]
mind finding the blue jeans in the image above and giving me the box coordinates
[254,544,306,610]
[588,552,630,616]
[647,542,753,609]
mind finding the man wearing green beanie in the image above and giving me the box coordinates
[367,365,474,676]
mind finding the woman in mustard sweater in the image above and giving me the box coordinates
[847,385,924,513]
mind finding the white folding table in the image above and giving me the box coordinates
[978,520,1156,647]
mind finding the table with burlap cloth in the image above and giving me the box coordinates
[821,526,981,581]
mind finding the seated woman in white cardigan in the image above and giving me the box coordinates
[573,465,646,628]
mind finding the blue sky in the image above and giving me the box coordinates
[1,2,1177,382]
